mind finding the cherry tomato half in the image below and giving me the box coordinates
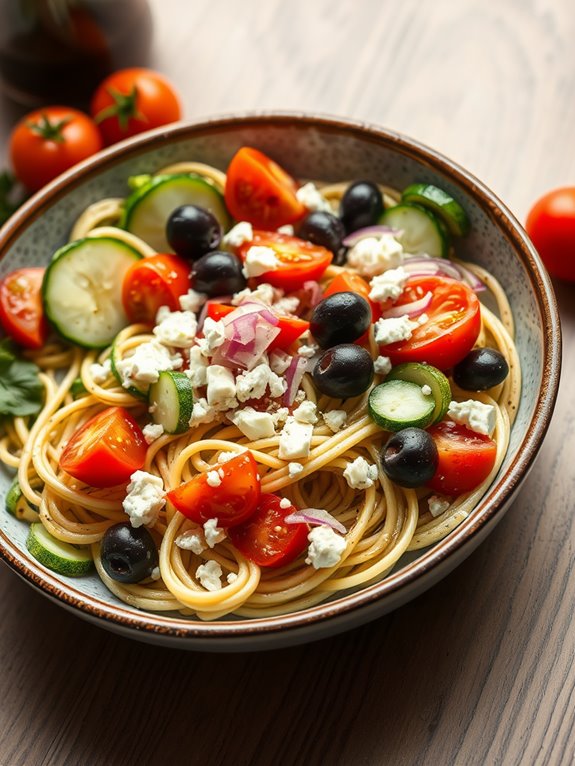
[0,267,49,350]
[59,407,147,488]
[122,254,191,324]
[323,271,382,322]
[10,107,102,192]
[91,68,182,146]
[525,187,575,282]
[379,276,481,370]
[228,494,309,568]
[237,231,332,292]
[205,302,309,351]
[167,451,261,527]
[427,421,497,495]
[224,147,306,229]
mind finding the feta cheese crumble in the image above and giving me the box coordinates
[279,497,292,509]
[447,399,496,436]
[142,423,164,444]
[288,462,304,478]
[89,358,111,384]
[197,317,226,357]
[232,282,275,306]
[305,526,346,569]
[374,315,417,345]
[189,397,217,427]
[347,235,404,277]
[343,456,379,490]
[230,407,276,440]
[421,384,432,396]
[223,221,253,248]
[206,469,222,487]
[235,364,285,402]
[195,560,223,591]
[368,267,408,303]
[227,572,238,584]
[115,341,182,388]
[123,471,166,528]
[153,309,198,348]
[203,518,226,548]
[186,345,209,387]
[295,182,332,212]
[279,417,313,460]
[297,343,319,359]
[277,224,294,235]
[323,409,347,433]
[373,355,392,376]
[428,495,451,518]
[206,365,236,406]
[175,530,206,554]
[242,245,280,278]
[293,400,318,424]
[179,289,207,313]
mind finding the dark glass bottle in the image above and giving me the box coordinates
[0,0,153,107]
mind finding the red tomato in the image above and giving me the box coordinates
[427,421,497,494]
[167,452,261,527]
[323,271,382,322]
[91,68,182,146]
[122,254,191,324]
[526,187,575,281]
[224,147,306,229]
[0,267,49,350]
[205,302,309,350]
[379,276,481,370]
[228,494,309,568]
[59,407,147,488]
[10,107,102,192]
[237,231,332,291]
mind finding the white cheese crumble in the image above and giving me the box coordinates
[189,397,218,427]
[227,572,238,584]
[277,224,294,235]
[242,245,280,278]
[421,384,432,396]
[150,566,161,581]
[293,400,318,424]
[232,282,275,306]
[217,450,237,464]
[343,456,379,490]
[271,406,290,426]
[373,355,392,376]
[142,423,164,444]
[297,343,319,359]
[230,407,276,440]
[428,495,451,518]
[206,469,222,487]
[153,309,198,348]
[179,289,207,313]
[195,560,223,591]
[223,221,253,248]
[288,462,304,477]
[305,526,346,569]
[235,364,285,402]
[186,345,209,387]
[196,317,226,358]
[323,409,347,433]
[206,365,236,406]
[123,471,166,528]
[203,518,226,548]
[279,417,314,460]
[374,315,417,345]
[175,530,206,554]
[269,350,292,375]
[89,358,111,384]
[273,296,300,315]
[368,266,408,303]
[347,235,404,277]
[296,182,332,212]
[279,497,292,509]
[447,399,496,437]
[115,341,182,388]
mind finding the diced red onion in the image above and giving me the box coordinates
[213,306,281,369]
[222,301,279,327]
[302,280,324,308]
[382,291,432,319]
[197,296,233,332]
[342,225,401,248]
[283,356,308,405]
[285,508,347,534]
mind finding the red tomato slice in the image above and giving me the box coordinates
[0,267,49,350]
[237,231,332,291]
[427,421,497,494]
[167,451,261,527]
[323,271,382,322]
[379,276,481,370]
[59,407,147,488]
[224,147,306,229]
[122,254,191,324]
[205,302,309,350]
[228,494,309,568]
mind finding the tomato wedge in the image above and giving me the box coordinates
[205,302,309,350]
[0,267,49,350]
[237,231,332,291]
[379,276,481,370]
[427,421,497,494]
[323,271,382,322]
[59,407,147,488]
[228,494,309,568]
[122,254,191,324]
[224,147,306,229]
[167,451,261,527]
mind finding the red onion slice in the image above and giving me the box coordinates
[382,291,432,319]
[302,280,324,308]
[343,225,401,248]
[455,263,487,292]
[283,356,307,405]
[403,255,486,292]
[285,508,347,534]
[213,307,281,369]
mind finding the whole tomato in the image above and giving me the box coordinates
[91,68,182,146]
[526,187,575,282]
[9,107,103,192]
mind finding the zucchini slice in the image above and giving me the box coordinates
[401,183,470,237]
[26,523,94,577]
[121,174,231,252]
[148,371,194,434]
[368,379,435,431]
[110,338,148,400]
[386,362,451,424]
[379,203,449,258]
[43,237,142,349]
[5,478,38,522]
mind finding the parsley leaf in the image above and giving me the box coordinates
[0,340,44,417]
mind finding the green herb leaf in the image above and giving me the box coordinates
[0,339,44,417]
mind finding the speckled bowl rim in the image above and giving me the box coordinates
[0,111,562,644]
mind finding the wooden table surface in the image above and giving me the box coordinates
[1,1,574,764]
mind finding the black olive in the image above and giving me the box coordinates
[380,428,438,488]
[100,523,159,584]
[310,292,371,348]
[166,205,222,260]
[339,180,384,234]
[453,348,509,391]
[312,344,374,398]
[191,251,247,297]
[297,211,345,256]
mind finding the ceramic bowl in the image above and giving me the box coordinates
[0,113,561,651]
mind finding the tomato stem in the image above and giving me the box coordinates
[94,86,148,131]
[27,113,71,143]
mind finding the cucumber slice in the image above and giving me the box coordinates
[5,478,38,522]
[380,203,449,258]
[43,237,142,349]
[148,371,194,434]
[110,338,148,400]
[401,183,470,237]
[368,379,435,431]
[386,362,451,424]
[121,174,231,252]
[26,523,93,576]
